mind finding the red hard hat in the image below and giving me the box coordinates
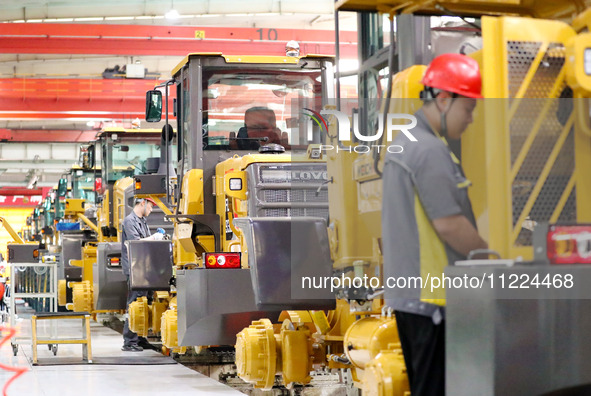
[144,197,157,206]
[421,53,483,99]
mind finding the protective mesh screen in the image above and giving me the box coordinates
[507,41,575,246]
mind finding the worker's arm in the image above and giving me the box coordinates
[432,214,487,257]
[143,228,165,241]
[123,217,162,241]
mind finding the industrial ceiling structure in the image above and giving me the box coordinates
[0,0,358,187]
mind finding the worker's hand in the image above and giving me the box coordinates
[146,232,165,241]
[156,228,165,235]
[152,232,165,241]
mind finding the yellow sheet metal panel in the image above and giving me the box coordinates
[566,33,591,92]
[463,15,579,259]
[500,16,576,43]
[223,55,301,64]
[390,64,426,105]
[0,215,26,246]
[575,115,591,222]
[335,0,591,21]
[326,147,375,269]
[64,198,85,215]
[238,153,293,169]
[172,53,332,77]
[113,177,133,235]
[171,52,223,76]
[179,169,204,215]
[572,8,591,31]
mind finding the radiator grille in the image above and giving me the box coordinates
[247,163,329,219]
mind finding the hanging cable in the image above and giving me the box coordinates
[374,14,396,178]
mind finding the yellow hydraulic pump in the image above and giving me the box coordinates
[66,244,97,312]
[159,297,186,354]
[128,291,170,337]
[343,315,409,394]
[363,348,409,396]
[57,279,67,306]
[235,301,360,389]
[236,318,314,390]
[70,281,93,312]
[129,296,149,337]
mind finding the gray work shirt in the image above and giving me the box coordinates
[121,212,151,276]
[381,109,476,320]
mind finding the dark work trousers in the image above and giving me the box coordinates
[395,310,445,396]
[123,277,148,347]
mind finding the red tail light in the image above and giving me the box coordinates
[547,225,591,264]
[95,177,103,193]
[109,257,120,266]
[203,253,241,269]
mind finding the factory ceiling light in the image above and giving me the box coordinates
[165,1,180,20]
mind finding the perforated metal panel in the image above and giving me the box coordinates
[507,41,543,98]
[506,41,575,246]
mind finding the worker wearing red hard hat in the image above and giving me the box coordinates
[143,197,157,206]
[382,53,488,396]
[420,52,483,140]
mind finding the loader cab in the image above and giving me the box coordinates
[70,145,99,204]
[168,54,334,170]
[95,128,174,240]
[70,167,100,204]
[97,129,164,186]
[53,176,68,222]
[147,54,335,217]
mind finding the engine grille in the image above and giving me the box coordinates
[246,163,329,219]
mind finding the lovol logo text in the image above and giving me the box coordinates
[292,171,328,181]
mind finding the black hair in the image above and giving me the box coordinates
[244,107,276,125]
[420,86,458,103]
[133,198,146,206]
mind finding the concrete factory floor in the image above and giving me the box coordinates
[0,309,242,396]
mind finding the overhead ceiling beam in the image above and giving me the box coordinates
[0,130,98,142]
[0,78,176,120]
[0,23,357,57]
[0,188,44,195]
[0,160,77,170]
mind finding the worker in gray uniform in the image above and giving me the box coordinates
[382,53,488,395]
[120,197,164,352]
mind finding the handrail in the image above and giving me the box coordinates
[575,93,591,137]
[0,217,24,244]
[76,213,100,234]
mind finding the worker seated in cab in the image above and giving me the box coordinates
[234,106,286,150]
